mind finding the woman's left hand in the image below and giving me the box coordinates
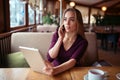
[42,61,54,76]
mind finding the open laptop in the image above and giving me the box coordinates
[19,46,46,73]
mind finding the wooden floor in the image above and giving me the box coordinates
[97,40,120,66]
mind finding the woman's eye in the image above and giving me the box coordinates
[70,19,75,21]
[63,18,75,22]
[64,18,66,21]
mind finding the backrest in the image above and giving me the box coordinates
[37,24,57,32]
[11,32,98,66]
[11,32,54,59]
[81,32,98,66]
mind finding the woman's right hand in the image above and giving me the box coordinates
[42,60,54,76]
[58,25,65,40]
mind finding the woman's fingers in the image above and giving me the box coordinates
[42,61,54,76]
[58,26,65,38]
[44,60,53,68]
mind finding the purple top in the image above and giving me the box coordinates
[47,30,88,67]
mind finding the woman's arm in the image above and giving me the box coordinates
[43,59,76,76]
[53,59,76,75]
[48,37,62,58]
[48,26,65,59]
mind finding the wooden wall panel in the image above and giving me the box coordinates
[0,0,5,33]
[0,0,10,33]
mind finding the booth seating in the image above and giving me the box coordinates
[37,24,58,32]
[7,32,111,67]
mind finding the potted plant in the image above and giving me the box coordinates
[43,12,59,26]
[43,12,53,25]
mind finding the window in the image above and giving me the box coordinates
[9,0,43,28]
[10,0,25,27]
[36,10,40,24]
[28,5,35,24]
[76,6,89,24]
[91,8,104,26]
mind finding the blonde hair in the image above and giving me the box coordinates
[61,8,85,39]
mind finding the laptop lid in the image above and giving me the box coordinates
[19,46,46,73]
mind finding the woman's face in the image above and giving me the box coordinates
[63,11,77,33]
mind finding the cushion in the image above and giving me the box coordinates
[7,52,29,68]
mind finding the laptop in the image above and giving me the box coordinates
[19,46,46,73]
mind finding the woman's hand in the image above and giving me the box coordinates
[42,61,55,76]
[58,25,65,40]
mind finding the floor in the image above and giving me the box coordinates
[97,40,120,66]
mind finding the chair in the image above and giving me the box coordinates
[37,24,57,32]
[106,33,119,53]
[8,32,53,67]
[81,32,112,66]
[80,32,98,66]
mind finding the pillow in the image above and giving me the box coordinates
[7,52,29,68]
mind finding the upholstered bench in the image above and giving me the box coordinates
[8,32,53,68]
[8,32,111,68]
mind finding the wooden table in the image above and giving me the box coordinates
[0,68,29,80]
[70,67,120,80]
[0,67,120,80]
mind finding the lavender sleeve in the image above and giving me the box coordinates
[47,30,58,62]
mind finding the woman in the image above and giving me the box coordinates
[42,8,88,76]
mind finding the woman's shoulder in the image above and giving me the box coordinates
[77,35,88,43]
[77,35,85,40]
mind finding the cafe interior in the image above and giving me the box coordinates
[0,0,120,79]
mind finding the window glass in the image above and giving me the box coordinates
[10,0,25,27]
[76,6,89,24]
[28,5,35,24]
[91,8,104,26]
[36,10,40,24]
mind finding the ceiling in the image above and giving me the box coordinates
[68,0,120,14]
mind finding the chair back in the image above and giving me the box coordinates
[11,32,54,59]
[11,32,98,66]
[81,32,98,66]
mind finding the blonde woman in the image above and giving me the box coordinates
[43,8,88,76]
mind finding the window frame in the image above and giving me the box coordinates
[9,0,40,30]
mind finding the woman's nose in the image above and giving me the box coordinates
[66,20,70,25]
